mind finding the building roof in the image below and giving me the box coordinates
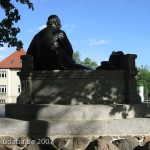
[0,49,26,69]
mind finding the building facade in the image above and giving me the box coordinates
[0,49,26,103]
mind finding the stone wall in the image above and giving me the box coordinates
[1,135,150,150]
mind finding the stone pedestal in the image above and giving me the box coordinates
[17,70,141,104]
[2,52,148,149]
[4,103,150,137]
[17,53,141,104]
[5,104,150,121]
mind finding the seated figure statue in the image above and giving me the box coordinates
[27,15,92,70]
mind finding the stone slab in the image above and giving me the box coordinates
[5,104,150,121]
[0,118,150,137]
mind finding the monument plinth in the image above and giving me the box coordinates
[5,51,150,147]
[17,69,140,104]
[17,53,140,104]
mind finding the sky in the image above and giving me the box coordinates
[0,0,150,68]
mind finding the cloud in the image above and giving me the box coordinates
[36,24,77,32]
[0,55,4,59]
[27,24,46,33]
[79,39,110,46]
[0,47,5,51]
[37,25,46,31]
[0,55,5,61]
[0,46,7,51]
[28,24,76,34]
[62,24,77,33]
[88,39,110,46]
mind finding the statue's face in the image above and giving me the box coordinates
[47,16,62,29]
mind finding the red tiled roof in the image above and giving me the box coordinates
[0,49,26,69]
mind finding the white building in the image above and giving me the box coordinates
[0,49,26,103]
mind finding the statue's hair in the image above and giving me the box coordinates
[47,15,61,28]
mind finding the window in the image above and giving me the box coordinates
[0,85,6,93]
[18,85,21,93]
[0,70,7,78]
[10,60,14,63]
[0,99,5,104]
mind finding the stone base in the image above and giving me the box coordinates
[1,104,150,149]
[3,104,150,137]
[0,135,150,150]
[0,118,150,137]
[5,104,150,121]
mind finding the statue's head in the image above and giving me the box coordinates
[47,15,61,29]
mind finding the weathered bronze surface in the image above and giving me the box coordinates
[27,15,92,70]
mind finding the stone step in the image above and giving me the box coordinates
[5,104,150,121]
[0,118,150,137]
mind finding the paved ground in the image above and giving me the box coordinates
[0,104,5,118]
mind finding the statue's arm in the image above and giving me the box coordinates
[58,31,73,57]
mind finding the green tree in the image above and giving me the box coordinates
[137,65,150,98]
[0,0,34,50]
[73,51,98,69]
[73,51,82,64]
[82,57,98,69]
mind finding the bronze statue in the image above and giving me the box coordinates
[27,15,92,70]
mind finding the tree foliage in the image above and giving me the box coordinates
[73,51,98,69]
[0,0,34,50]
[137,65,150,98]
[73,51,82,64]
[83,58,98,69]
